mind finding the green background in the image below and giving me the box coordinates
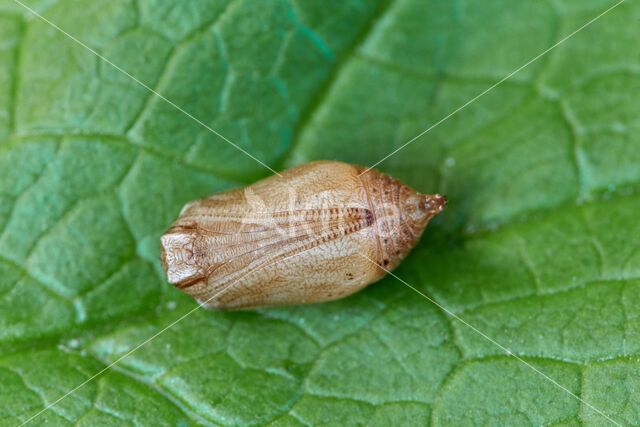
[1,0,639,425]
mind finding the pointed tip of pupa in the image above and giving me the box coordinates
[423,194,447,218]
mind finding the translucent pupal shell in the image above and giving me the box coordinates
[160,160,446,310]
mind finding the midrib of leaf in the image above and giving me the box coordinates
[274,0,395,170]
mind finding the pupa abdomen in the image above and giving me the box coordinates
[161,160,446,310]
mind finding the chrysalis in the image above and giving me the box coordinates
[160,160,446,310]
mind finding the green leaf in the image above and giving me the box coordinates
[0,0,638,425]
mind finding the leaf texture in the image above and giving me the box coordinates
[0,0,639,425]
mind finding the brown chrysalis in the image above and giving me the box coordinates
[160,160,446,309]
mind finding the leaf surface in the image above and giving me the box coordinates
[0,0,638,425]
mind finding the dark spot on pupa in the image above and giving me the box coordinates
[383,259,389,266]
[364,209,374,226]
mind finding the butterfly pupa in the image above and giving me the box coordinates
[160,160,446,310]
